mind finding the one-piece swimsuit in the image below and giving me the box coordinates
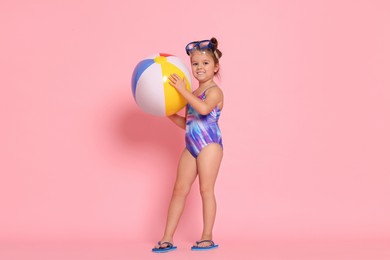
[185,87,223,158]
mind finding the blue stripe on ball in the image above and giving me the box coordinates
[131,59,155,98]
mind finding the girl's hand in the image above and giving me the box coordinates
[168,74,186,93]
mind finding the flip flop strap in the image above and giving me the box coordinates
[158,241,173,248]
[196,240,214,246]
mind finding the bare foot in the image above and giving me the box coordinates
[193,237,213,247]
[155,238,173,249]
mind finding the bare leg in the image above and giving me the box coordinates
[196,143,223,247]
[155,148,197,247]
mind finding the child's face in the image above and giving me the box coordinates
[190,51,219,83]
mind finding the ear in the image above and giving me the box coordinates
[214,63,220,73]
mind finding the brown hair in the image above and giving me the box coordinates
[189,37,223,75]
[209,37,222,75]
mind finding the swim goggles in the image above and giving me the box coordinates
[185,40,215,55]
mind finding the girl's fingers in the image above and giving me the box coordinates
[169,74,178,82]
[168,74,184,89]
[171,74,181,80]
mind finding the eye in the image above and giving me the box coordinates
[192,62,198,66]
[204,62,209,65]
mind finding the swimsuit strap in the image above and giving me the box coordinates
[198,85,218,97]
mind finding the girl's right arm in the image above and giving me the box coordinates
[168,114,186,130]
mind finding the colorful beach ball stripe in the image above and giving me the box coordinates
[131,53,192,116]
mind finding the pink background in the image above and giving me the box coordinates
[1,0,390,256]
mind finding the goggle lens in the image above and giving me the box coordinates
[185,40,213,55]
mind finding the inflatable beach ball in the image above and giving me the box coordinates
[131,53,192,116]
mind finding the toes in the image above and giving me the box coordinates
[155,241,172,249]
[155,242,164,249]
[196,241,212,247]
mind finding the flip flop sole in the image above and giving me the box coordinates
[191,244,219,251]
[152,246,177,253]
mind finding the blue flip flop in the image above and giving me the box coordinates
[152,241,177,253]
[191,240,219,251]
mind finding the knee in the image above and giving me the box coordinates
[199,186,215,198]
[172,185,191,198]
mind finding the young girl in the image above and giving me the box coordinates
[152,38,224,253]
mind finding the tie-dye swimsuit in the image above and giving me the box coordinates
[185,87,223,158]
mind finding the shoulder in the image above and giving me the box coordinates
[205,86,223,98]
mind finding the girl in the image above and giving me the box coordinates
[152,37,224,253]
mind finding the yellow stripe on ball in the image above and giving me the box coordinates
[160,61,190,116]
